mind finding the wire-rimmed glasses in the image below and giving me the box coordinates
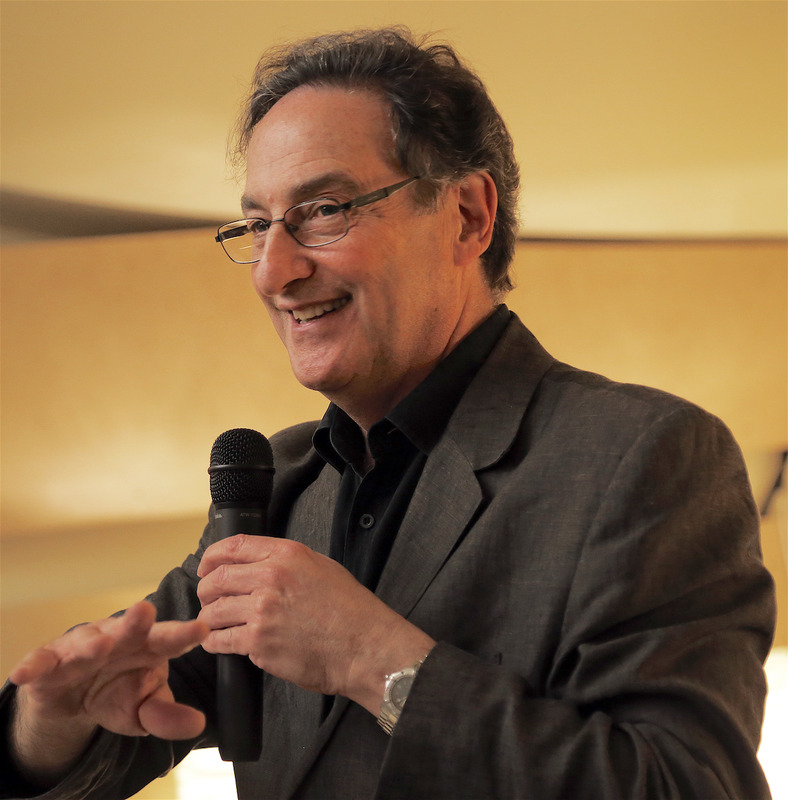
[215,176,421,264]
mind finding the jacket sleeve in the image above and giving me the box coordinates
[0,422,320,800]
[377,405,776,800]
[0,520,220,800]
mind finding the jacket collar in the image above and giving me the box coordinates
[373,315,554,617]
[446,316,555,471]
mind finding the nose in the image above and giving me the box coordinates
[251,222,314,298]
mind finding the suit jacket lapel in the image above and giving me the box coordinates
[375,436,481,616]
[376,317,554,617]
[285,316,554,797]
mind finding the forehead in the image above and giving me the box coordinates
[244,85,398,205]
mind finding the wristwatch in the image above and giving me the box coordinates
[377,659,425,735]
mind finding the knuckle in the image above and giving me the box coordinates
[260,561,292,595]
[226,625,247,656]
[228,534,251,557]
[263,560,284,585]
[213,563,232,587]
[276,538,303,560]
[247,615,267,643]
[218,593,236,613]
[209,594,230,621]
[251,592,273,618]
[197,565,226,603]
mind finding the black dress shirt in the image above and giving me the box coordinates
[313,305,512,592]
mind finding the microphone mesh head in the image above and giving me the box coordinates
[209,428,274,505]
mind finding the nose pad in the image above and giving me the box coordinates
[251,223,314,298]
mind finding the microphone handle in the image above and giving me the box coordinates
[213,505,266,762]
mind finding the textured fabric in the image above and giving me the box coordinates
[0,315,775,800]
[316,304,510,591]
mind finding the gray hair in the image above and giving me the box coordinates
[234,28,520,295]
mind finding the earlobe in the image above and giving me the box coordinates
[455,172,497,267]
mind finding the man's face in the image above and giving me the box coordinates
[244,85,491,426]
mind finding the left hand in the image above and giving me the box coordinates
[196,535,434,714]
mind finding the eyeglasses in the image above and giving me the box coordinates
[215,176,421,264]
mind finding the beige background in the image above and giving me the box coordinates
[1,2,786,798]
[2,233,786,798]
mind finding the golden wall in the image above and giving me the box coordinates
[2,231,785,797]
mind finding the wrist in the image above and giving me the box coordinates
[346,620,435,718]
[10,686,98,786]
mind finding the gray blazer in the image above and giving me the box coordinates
[8,316,773,800]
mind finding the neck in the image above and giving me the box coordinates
[329,300,498,434]
[326,359,436,434]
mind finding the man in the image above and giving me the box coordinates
[1,28,775,799]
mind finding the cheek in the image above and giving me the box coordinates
[260,298,287,343]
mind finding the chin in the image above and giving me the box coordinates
[291,365,351,396]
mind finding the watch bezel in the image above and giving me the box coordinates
[378,660,424,735]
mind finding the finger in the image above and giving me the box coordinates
[196,561,272,607]
[147,619,209,658]
[198,594,259,633]
[91,602,157,658]
[100,600,157,640]
[138,690,206,741]
[8,646,61,686]
[197,535,277,578]
[98,602,204,664]
[19,605,203,690]
[200,624,251,657]
[9,626,115,687]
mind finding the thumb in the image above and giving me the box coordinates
[138,687,206,741]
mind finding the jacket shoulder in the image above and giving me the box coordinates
[543,358,721,428]
[270,420,320,466]
[503,313,714,423]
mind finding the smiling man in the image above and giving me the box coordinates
[1,28,775,800]
[241,84,496,428]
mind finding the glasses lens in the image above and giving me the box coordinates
[218,221,261,263]
[285,200,348,245]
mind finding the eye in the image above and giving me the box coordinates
[291,200,342,227]
[314,202,341,218]
[247,219,270,235]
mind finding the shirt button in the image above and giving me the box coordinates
[359,513,375,529]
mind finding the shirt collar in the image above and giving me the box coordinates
[314,304,512,469]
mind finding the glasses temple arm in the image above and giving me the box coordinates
[349,176,421,210]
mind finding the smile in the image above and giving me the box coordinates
[291,296,350,323]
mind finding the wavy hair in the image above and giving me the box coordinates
[234,28,520,295]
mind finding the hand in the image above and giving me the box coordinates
[196,536,434,714]
[10,601,208,748]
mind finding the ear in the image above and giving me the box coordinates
[454,171,497,268]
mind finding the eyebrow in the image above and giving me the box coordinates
[241,172,362,217]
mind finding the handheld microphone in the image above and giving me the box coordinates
[208,428,274,762]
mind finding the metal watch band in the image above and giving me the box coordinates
[377,704,399,735]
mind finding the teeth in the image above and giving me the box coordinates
[291,296,349,323]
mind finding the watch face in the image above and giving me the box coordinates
[390,675,415,710]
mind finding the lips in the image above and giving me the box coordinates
[290,296,350,323]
